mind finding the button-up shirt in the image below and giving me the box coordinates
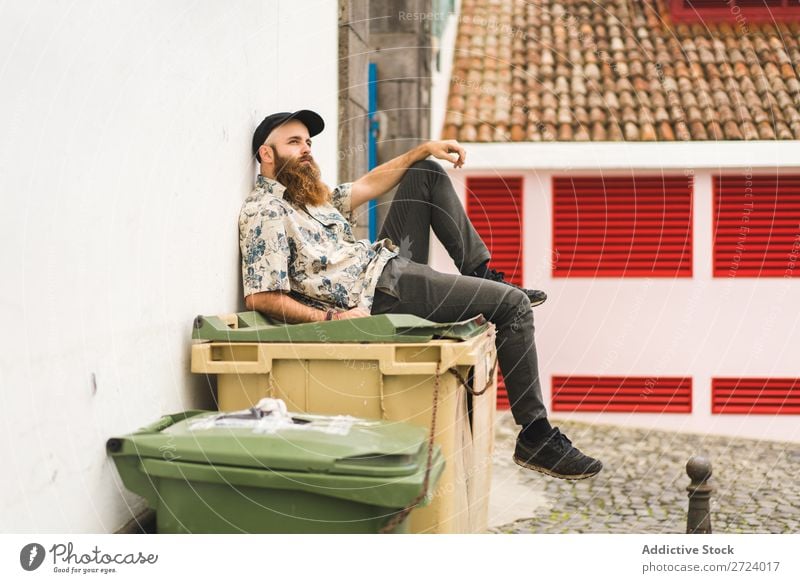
[239,175,399,311]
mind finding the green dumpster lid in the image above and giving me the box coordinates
[192,311,489,344]
[109,407,431,478]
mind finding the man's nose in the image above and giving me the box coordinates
[300,143,311,156]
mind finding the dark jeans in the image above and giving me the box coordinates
[369,159,547,426]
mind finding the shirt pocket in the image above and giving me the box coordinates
[306,208,354,241]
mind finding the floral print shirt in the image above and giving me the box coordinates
[239,175,399,311]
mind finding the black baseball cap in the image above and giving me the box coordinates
[252,109,325,162]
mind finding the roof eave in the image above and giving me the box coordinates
[452,141,800,171]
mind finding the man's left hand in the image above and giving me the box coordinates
[334,306,371,320]
[426,140,466,169]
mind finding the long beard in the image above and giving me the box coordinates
[274,153,330,207]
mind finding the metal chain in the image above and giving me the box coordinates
[448,354,498,396]
[379,361,442,534]
[378,342,496,533]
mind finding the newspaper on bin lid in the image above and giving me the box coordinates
[192,311,489,344]
[107,406,445,507]
[129,402,433,476]
[187,398,363,436]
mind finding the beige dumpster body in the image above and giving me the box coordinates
[191,317,498,534]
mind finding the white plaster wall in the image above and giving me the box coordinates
[435,158,800,443]
[0,0,339,533]
[430,0,461,141]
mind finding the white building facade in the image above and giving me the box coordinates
[431,141,800,442]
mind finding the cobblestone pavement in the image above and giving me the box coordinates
[489,413,800,534]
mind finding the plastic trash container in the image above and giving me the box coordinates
[191,312,498,534]
[107,402,444,534]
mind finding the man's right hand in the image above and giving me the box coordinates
[334,306,371,320]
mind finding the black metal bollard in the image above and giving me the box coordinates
[686,455,713,534]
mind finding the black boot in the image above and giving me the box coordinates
[514,427,603,480]
[470,262,547,307]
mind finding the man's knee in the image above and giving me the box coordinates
[398,159,447,201]
[507,287,529,309]
[502,288,534,329]
[410,159,446,175]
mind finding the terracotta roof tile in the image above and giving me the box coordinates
[675,121,692,141]
[445,0,800,142]
[590,122,606,141]
[708,121,725,140]
[689,121,708,140]
[758,121,776,140]
[776,121,794,139]
[459,124,477,142]
[724,120,743,140]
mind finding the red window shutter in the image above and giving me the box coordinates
[712,378,800,414]
[713,175,800,277]
[672,0,800,22]
[466,176,524,284]
[685,0,784,5]
[553,175,693,277]
[495,386,510,410]
[552,376,693,413]
[466,176,523,409]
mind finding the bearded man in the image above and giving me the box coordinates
[239,109,602,480]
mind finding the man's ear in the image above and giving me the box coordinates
[259,144,273,164]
